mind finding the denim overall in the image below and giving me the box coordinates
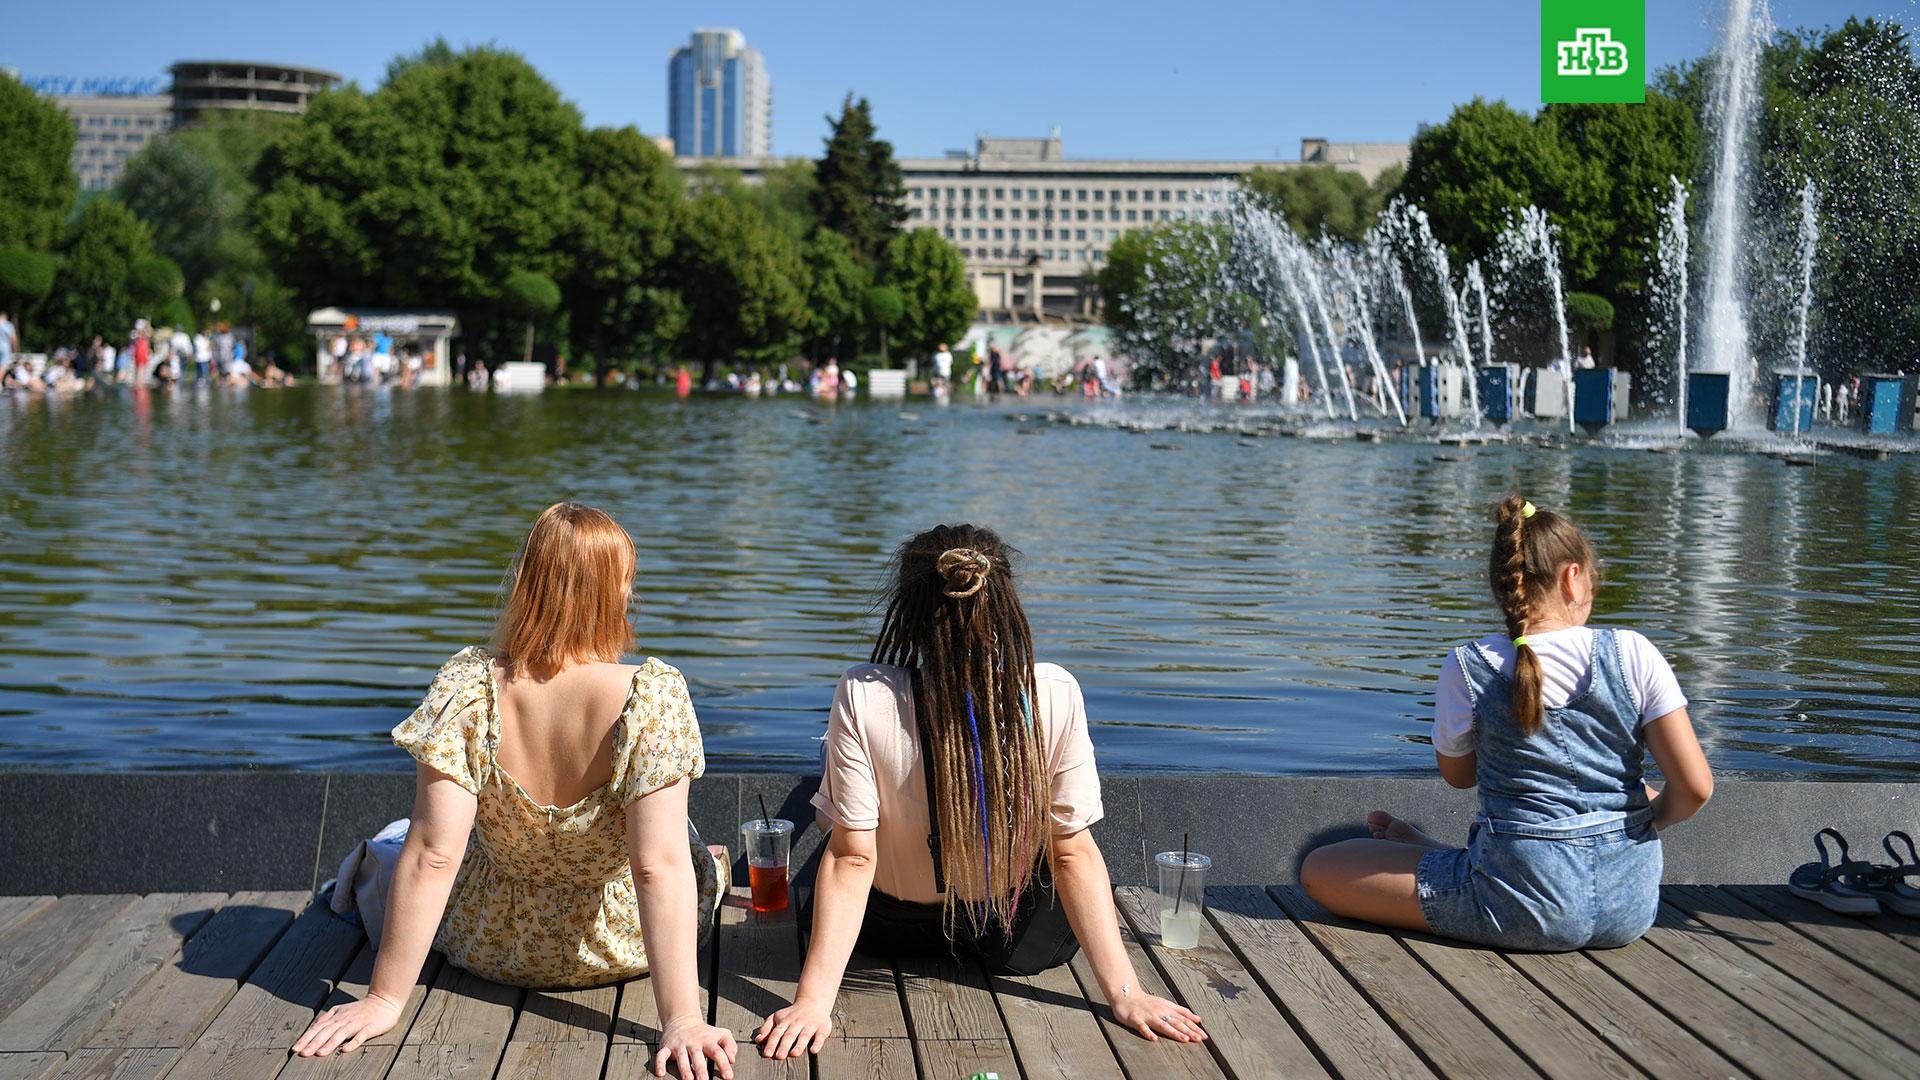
[1416,628,1662,950]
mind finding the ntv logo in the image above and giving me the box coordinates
[1556,28,1630,77]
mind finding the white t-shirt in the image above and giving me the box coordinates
[933,350,953,378]
[1432,627,1687,758]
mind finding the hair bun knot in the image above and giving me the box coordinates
[937,548,992,599]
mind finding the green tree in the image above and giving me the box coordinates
[501,271,561,362]
[255,46,583,362]
[1398,98,1575,269]
[0,248,56,339]
[811,95,907,266]
[44,198,156,346]
[0,73,77,254]
[117,138,227,287]
[863,285,904,364]
[670,194,808,383]
[567,126,684,377]
[386,36,460,83]
[800,228,871,361]
[1243,165,1391,243]
[127,255,185,309]
[881,229,974,361]
[1100,221,1236,390]
[1096,229,1151,340]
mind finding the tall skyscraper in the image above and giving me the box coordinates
[668,28,770,158]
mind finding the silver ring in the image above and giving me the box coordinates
[1160,1014,1173,1022]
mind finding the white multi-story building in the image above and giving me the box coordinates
[668,29,771,159]
[686,133,1408,318]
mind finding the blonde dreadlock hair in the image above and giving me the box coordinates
[1489,496,1600,735]
[872,524,1050,934]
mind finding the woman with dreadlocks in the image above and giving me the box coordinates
[1299,497,1713,950]
[755,524,1206,1060]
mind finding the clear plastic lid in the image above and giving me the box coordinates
[1155,851,1212,871]
[741,817,795,835]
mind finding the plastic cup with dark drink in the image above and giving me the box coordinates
[741,817,794,913]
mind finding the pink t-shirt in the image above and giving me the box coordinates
[811,661,1105,904]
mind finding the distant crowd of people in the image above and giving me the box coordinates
[0,312,293,394]
[321,333,434,387]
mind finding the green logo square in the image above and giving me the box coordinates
[1542,0,1646,103]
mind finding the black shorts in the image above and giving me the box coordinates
[802,884,1080,976]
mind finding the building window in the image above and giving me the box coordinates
[1161,190,1172,202]
[1093,209,1104,221]
[994,208,1004,220]
[1126,210,1137,222]
[1027,228,1037,239]
[1093,189,1105,201]
[947,187,957,200]
[1076,209,1088,221]
[1178,190,1189,201]
[993,188,1005,199]
[1075,188,1087,201]
[1094,229,1105,241]
[112,117,131,127]
[909,188,921,198]
[1043,249,1054,260]
[85,116,106,127]
[961,227,973,239]
[1127,190,1138,202]
[1027,188,1039,200]
[1026,209,1038,221]
[994,228,1004,239]
[1076,229,1087,240]
[1161,209,1171,220]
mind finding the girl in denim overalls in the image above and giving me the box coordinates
[1302,497,1714,950]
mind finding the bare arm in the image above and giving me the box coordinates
[1435,750,1477,789]
[628,777,736,1080]
[1050,828,1205,1043]
[1643,708,1712,831]
[295,765,475,1057]
[756,825,877,1060]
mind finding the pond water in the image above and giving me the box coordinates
[4,385,1917,777]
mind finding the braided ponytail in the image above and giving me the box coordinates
[1490,496,1544,734]
[1485,497,1600,737]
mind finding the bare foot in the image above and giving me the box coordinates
[1367,810,1447,849]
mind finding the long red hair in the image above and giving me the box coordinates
[490,502,635,680]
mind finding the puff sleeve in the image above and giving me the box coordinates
[390,647,493,794]
[614,660,707,805]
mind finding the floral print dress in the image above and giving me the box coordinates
[392,646,718,988]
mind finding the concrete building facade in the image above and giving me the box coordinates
[168,60,341,127]
[668,29,771,158]
[685,134,1408,319]
[52,92,173,192]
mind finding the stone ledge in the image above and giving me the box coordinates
[0,773,1912,894]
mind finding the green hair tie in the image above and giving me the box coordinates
[1513,635,1532,648]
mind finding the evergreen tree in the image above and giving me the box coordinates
[43,198,156,346]
[811,95,907,266]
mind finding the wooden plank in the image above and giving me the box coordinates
[1267,886,1536,1079]
[611,913,712,1046]
[1396,935,1638,1080]
[1069,896,1223,1080]
[85,891,305,1051]
[164,901,364,1080]
[276,945,445,1080]
[1204,886,1433,1080]
[0,1052,62,1080]
[39,1047,173,1080]
[601,1044,658,1080]
[1641,901,1920,1078]
[987,960,1127,1080]
[0,896,137,1020]
[0,892,221,1052]
[1500,948,1745,1080]
[709,893,806,1080]
[896,954,1005,1042]
[0,899,53,940]
[511,984,616,1044]
[914,1038,1019,1079]
[386,961,521,1080]
[812,1037,912,1079]
[827,954,907,1040]
[1582,927,1837,1078]
[1667,886,1920,1050]
[1114,886,1329,1079]
[493,1042,606,1079]
[1719,885,1920,997]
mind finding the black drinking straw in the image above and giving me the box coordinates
[1173,832,1191,915]
[757,794,773,830]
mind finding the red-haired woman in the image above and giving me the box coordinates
[294,502,733,1080]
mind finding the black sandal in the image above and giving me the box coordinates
[1788,828,1881,915]
[1867,831,1920,917]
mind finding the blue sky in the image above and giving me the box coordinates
[7,1,1908,160]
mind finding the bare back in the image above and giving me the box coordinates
[492,659,642,807]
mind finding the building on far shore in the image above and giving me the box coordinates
[168,60,341,128]
[24,62,339,192]
[668,29,771,158]
[683,132,1409,320]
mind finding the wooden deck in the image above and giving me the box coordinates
[0,884,1916,1079]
